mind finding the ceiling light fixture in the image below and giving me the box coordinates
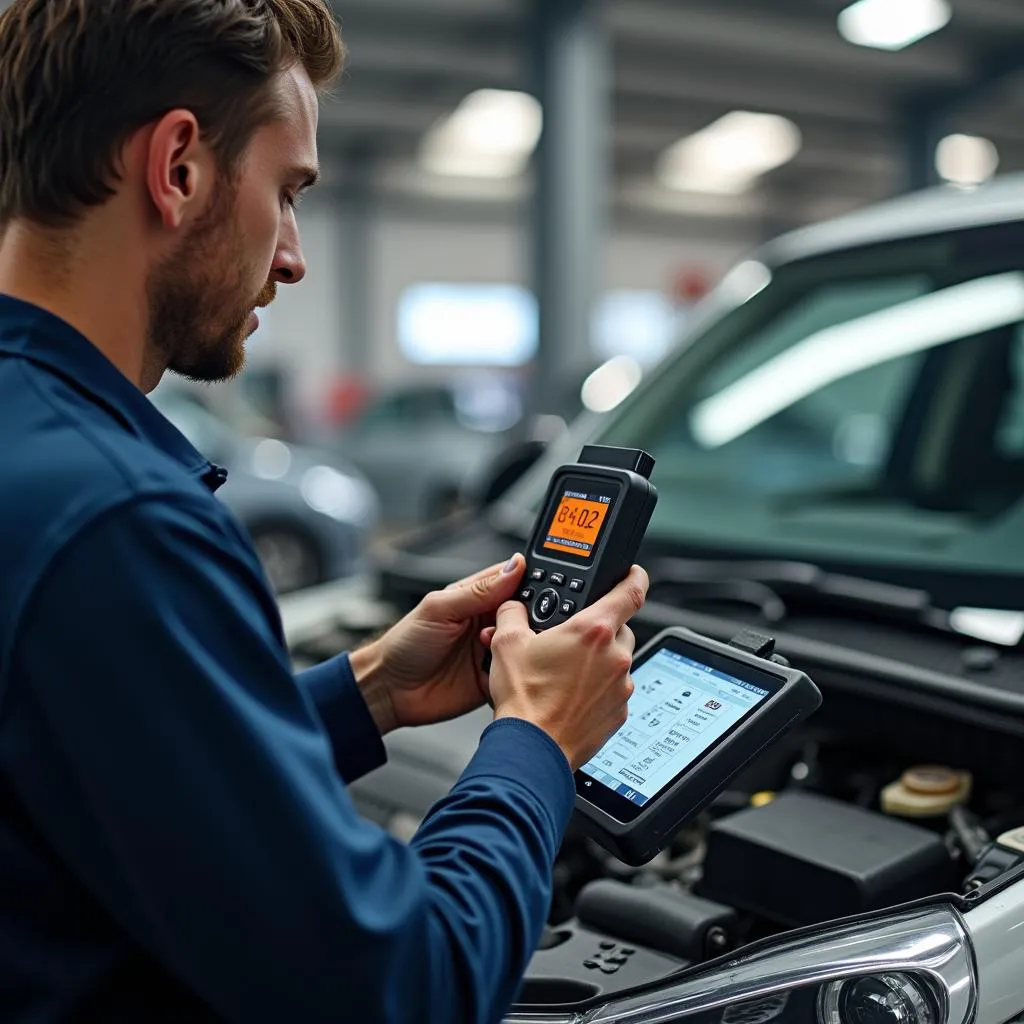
[838,0,952,51]
[936,133,1000,188]
[656,111,802,195]
[418,89,543,179]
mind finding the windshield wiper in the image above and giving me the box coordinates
[647,556,953,636]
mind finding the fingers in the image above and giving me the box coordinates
[616,624,636,658]
[492,598,530,648]
[573,565,649,636]
[479,625,497,648]
[429,554,526,621]
[447,559,510,590]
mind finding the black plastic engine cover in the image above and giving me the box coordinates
[697,791,957,926]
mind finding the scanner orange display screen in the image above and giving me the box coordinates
[542,493,612,559]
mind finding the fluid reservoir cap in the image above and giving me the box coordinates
[881,765,972,818]
[902,766,963,796]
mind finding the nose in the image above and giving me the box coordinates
[271,217,307,286]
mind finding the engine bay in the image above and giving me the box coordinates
[516,690,1024,1011]
[284,568,1024,1015]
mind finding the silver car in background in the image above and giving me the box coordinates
[150,384,379,594]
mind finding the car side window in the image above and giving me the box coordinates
[995,326,1024,458]
[641,276,930,494]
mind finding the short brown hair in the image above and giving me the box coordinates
[0,0,344,227]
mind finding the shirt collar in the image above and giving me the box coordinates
[0,294,228,491]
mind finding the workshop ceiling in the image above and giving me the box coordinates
[324,0,1024,236]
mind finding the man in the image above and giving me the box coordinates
[0,2,647,1021]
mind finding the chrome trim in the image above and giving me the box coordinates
[505,905,976,1024]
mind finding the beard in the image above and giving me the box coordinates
[147,182,275,384]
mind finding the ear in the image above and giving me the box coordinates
[144,110,214,230]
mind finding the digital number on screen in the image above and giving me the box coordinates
[542,490,613,559]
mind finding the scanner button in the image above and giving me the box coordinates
[569,578,585,592]
[533,590,559,622]
[600,964,620,974]
[599,941,615,950]
[621,947,636,956]
[560,600,577,616]
[518,587,535,603]
[607,954,628,966]
[529,568,546,582]
[583,960,600,970]
[549,572,567,587]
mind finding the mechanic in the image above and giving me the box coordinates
[0,2,647,1022]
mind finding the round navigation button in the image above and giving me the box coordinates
[533,589,559,622]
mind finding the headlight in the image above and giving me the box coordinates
[504,905,975,1024]
[818,974,938,1024]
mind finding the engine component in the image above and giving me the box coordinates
[963,825,1024,893]
[516,923,681,1009]
[881,765,972,818]
[575,879,738,962]
[697,791,956,926]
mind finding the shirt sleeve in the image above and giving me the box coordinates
[3,495,576,1024]
[297,654,388,783]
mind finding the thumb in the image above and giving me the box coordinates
[493,596,530,644]
[435,553,525,621]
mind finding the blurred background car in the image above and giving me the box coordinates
[323,376,566,530]
[149,383,379,594]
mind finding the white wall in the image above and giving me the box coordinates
[260,201,754,416]
[248,208,344,413]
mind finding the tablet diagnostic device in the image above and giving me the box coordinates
[575,627,822,865]
[517,445,657,630]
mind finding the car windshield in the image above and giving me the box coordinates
[505,220,1024,585]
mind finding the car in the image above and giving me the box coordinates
[149,384,379,594]
[325,377,537,529]
[281,175,1024,1024]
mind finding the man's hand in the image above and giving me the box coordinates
[486,566,649,771]
[349,555,527,734]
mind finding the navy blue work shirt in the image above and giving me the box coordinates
[0,295,575,1023]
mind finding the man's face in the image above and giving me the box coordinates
[149,66,319,383]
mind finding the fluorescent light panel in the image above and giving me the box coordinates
[657,111,801,195]
[419,90,542,179]
[838,0,951,51]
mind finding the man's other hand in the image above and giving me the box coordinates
[349,555,527,734]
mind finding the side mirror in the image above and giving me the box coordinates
[468,439,549,509]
